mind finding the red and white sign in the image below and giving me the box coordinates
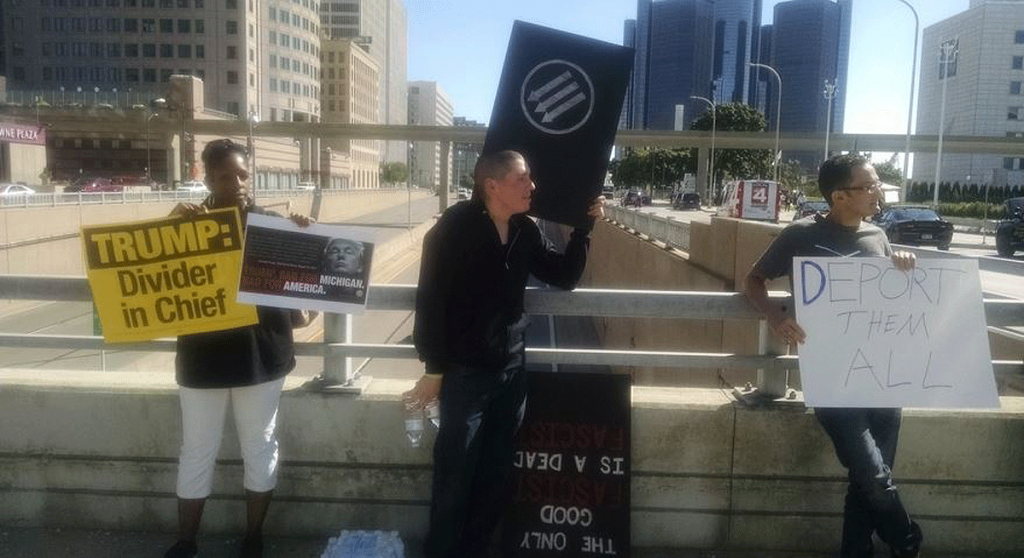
[736,180,780,222]
[0,122,46,145]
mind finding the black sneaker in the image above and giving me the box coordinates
[163,539,197,558]
[238,534,263,558]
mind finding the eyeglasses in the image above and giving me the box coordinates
[839,182,882,193]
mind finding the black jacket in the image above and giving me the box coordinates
[413,200,590,374]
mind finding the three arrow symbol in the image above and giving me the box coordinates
[527,71,572,102]
[527,69,588,125]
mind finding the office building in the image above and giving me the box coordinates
[2,0,322,124]
[628,0,714,130]
[320,37,380,189]
[407,81,452,192]
[318,0,407,163]
[452,116,485,189]
[712,0,762,105]
[767,0,851,170]
[913,0,1024,187]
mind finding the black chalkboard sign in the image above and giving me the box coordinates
[503,371,631,557]
[483,21,634,229]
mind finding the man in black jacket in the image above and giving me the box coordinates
[405,150,602,558]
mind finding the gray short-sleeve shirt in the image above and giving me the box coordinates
[753,213,892,281]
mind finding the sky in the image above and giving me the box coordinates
[406,0,970,157]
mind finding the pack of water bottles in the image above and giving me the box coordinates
[320,529,406,558]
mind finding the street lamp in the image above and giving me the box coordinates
[822,79,838,163]
[247,110,259,188]
[934,39,959,205]
[894,0,919,202]
[689,95,716,202]
[145,109,159,184]
[749,62,782,182]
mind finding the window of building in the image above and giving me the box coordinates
[291,13,299,26]
[196,69,205,79]
[292,37,300,49]
[227,45,237,59]
[269,30,276,43]
[88,18,102,32]
[160,43,173,57]
[42,67,53,80]
[90,43,103,57]
[161,69,173,82]
[268,54,276,68]
[72,42,87,56]
[292,59,300,71]
[55,67,68,81]
[227,102,240,116]
[178,19,191,33]
[142,19,155,32]
[1010,106,1023,120]
[107,43,120,57]
[195,19,205,33]
[125,0,136,5]
[1016,30,1024,44]
[280,55,289,70]
[177,0,188,7]
[1015,56,1024,71]
[1013,82,1023,95]
[280,33,289,46]
[226,0,235,7]
[74,18,87,32]
[41,17,51,31]
[249,48,255,61]
[12,67,25,81]
[144,68,156,82]
[249,23,254,37]
[142,0,154,5]
[125,43,139,57]
[126,68,140,82]
[249,73,255,86]
[268,6,275,20]
[41,42,52,56]
[227,71,238,84]
[178,44,191,58]
[281,80,290,93]
[226,20,238,34]
[1005,157,1016,170]
[160,0,172,6]
[195,44,204,58]
[106,18,119,32]
[160,19,173,33]
[142,43,156,57]
[280,10,289,24]
[124,19,137,32]
[90,67,103,81]
[270,78,277,91]
[107,67,121,81]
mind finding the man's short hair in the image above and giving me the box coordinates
[201,138,248,175]
[472,150,524,201]
[818,153,870,206]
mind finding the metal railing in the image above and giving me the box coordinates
[0,187,400,209]
[1,275,1021,399]
[604,204,691,251]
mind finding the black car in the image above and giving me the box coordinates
[621,190,650,206]
[995,197,1024,257]
[797,200,830,219]
[871,206,953,250]
[672,192,701,210]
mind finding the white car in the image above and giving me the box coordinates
[181,181,209,194]
[0,184,35,197]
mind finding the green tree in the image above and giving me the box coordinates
[871,153,905,186]
[609,148,692,193]
[379,162,409,187]
[689,103,773,183]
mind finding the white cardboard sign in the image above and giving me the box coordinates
[793,257,999,409]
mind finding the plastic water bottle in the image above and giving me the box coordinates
[425,399,441,429]
[405,404,424,448]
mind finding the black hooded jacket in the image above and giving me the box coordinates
[413,199,590,374]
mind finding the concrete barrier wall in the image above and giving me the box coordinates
[1,373,1022,554]
[0,190,430,276]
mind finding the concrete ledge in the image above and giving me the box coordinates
[1,370,1023,554]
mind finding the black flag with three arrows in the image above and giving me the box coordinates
[483,21,634,229]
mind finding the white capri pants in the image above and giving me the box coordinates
[176,377,285,499]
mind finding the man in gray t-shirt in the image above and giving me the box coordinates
[745,154,922,558]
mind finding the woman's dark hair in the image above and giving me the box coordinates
[201,138,248,175]
[471,150,524,202]
[818,153,870,206]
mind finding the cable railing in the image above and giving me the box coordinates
[0,275,1021,400]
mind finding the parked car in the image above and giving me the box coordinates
[621,190,650,207]
[296,182,316,191]
[0,183,35,197]
[871,205,953,250]
[180,181,209,194]
[671,192,701,210]
[995,197,1024,257]
[456,188,471,200]
[797,200,830,219]
[79,178,121,193]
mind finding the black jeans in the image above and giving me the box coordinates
[423,363,527,558]
[815,407,922,558]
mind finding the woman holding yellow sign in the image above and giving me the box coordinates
[163,139,315,558]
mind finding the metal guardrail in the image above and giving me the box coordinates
[604,204,691,252]
[0,276,1021,399]
[0,187,403,209]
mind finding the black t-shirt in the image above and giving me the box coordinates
[753,213,892,282]
[175,205,296,389]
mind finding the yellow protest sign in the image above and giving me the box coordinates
[82,208,258,342]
